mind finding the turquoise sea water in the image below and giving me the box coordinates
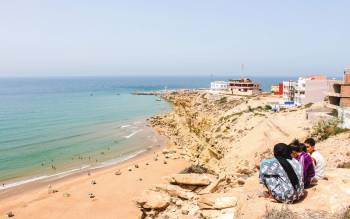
[0,77,173,186]
[0,76,293,188]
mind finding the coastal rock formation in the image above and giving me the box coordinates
[136,190,170,210]
[169,173,213,186]
[154,184,195,200]
[145,90,350,218]
[135,190,171,218]
[198,193,238,210]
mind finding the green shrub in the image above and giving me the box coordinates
[218,97,227,104]
[310,119,350,141]
[304,102,313,108]
[264,105,272,111]
[262,205,296,219]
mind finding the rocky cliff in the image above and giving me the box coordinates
[141,90,350,219]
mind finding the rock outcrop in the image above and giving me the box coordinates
[144,90,350,218]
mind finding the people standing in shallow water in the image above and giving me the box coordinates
[304,138,327,180]
[258,143,304,203]
[289,139,315,188]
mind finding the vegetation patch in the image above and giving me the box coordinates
[337,161,350,169]
[218,96,227,104]
[180,165,208,174]
[262,205,297,219]
[304,102,314,108]
[310,119,350,141]
[264,104,272,111]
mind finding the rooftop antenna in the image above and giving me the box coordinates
[240,64,245,79]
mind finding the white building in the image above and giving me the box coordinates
[210,81,229,91]
[282,80,296,102]
[294,76,328,105]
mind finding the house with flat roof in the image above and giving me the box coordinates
[328,68,350,108]
[210,81,229,91]
[327,68,350,128]
[228,78,261,96]
[294,75,328,105]
[282,80,296,103]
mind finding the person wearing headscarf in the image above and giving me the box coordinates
[259,143,304,203]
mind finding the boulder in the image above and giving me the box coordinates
[237,178,245,185]
[199,177,225,195]
[155,184,196,200]
[198,193,238,209]
[7,211,14,218]
[170,174,212,186]
[135,190,170,210]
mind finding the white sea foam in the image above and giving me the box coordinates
[0,165,90,191]
[91,149,147,169]
[0,149,148,191]
[124,129,142,139]
[120,124,131,128]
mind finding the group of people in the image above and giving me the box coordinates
[258,138,326,203]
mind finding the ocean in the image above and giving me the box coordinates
[0,76,294,188]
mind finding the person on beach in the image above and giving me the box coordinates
[304,138,327,180]
[289,139,315,187]
[259,143,304,203]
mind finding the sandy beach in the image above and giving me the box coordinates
[0,147,188,219]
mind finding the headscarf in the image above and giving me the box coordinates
[274,143,300,191]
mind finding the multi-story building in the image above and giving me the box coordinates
[328,68,350,108]
[228,78,261,96]
[294,75,328,105]
[282,80,296,102]
[327,68,350,128]
[210,81,229,91]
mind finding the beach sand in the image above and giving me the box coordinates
[0,148,188,219]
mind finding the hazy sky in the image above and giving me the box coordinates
[0,0,349,77]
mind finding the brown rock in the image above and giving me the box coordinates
[198,193,238,209]
[7,211,14,218]
[182,209,189,215]
[89,193,95,199]
[170,173,211,186]
[135,190,170,210]
[199,177,225,195]
[236,168,253,176]
[155,184,196,200]
[114,170,122,175]
[237,178,245,185]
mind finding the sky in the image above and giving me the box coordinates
[0,0,349,77]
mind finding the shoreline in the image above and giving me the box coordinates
[0,125,168,197]
[0,133,188,218]
[0,119,167,192]
[0,144,157,198]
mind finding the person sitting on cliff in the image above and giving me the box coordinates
[258,143,304,203]
[304,138,327,180]
[289,139,315,188]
